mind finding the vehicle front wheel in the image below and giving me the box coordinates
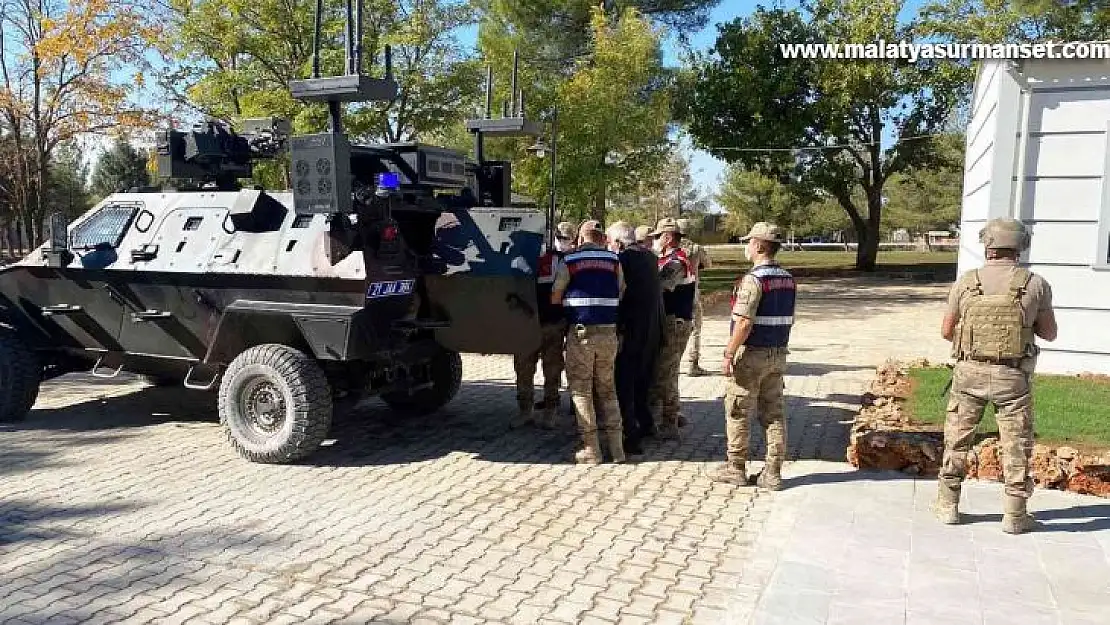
[217,344,333,463]
[0,334,42,422]
[380,345,462,416]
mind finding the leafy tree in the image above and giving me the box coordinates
[474,0,722,66]
[609,146,710,225]
[716,166,799,237]
[881,132,964,238]
[0,0,155,243]
[45,142,92,219]
[478,6,672,222]
[157,0,483,145]
[677,1,969,270]
[91,137,151,198]
[920,0,1110,44]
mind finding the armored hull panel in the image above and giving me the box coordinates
[1,189,544,365]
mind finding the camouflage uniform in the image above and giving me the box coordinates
[647,218,697,440]
[677,223,712,377]
[551,224,626,464]
[710,223,795,490]
[935,218,1055,535]
[511,222,576,429]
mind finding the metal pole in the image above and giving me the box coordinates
[312,0,323,78]
[548,105,557,250]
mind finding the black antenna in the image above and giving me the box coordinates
[484,65,493,119]
[510,50,518,117]
[311,0,323,78]
[354,0,364,73]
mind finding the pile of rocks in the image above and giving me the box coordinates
[847,360,1110,498]
[846,359,944,476]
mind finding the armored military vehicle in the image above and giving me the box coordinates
[0,3,553,463]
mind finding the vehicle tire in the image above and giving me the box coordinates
[0,334,42,422]
[380,346,462,416]
[217,344,333,463]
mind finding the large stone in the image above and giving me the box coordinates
[848,430,943,475]
[1065,464,1110,498]
[970,439,1001,481]
[1031,445,1067,489]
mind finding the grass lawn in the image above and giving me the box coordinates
[905,366,1110,449]
[698,249,957,293]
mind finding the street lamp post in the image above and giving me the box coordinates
[527,105,558,250]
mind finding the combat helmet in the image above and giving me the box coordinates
[979,218,1030,251]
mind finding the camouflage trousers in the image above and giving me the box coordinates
[650,315,693,427]
[724,346,789,466]
[685,292,704,365]
[565,324,622,437]
[513,321,567,412]
[940,360,1035,498]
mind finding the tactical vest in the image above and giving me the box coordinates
[659,248,696,320]
[731,264,796,347]
[536,251,565,325]
[955,268,1035,363]
[563,247,621,326]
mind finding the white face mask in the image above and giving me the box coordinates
[554,238,571,252]
[743,243,752,262]
[652,239,663,254]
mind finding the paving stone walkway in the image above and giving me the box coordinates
[2,275,1108,624]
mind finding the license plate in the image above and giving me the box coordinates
[366,279,415,299]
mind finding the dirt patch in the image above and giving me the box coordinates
[847,360,1110,498]
[1077,373,1110,385]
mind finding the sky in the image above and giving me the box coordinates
[447,0,932,212]
[104,0,932,209]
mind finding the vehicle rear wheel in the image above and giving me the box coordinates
[380,345,462,416]
[0,335,42,422]
[218,344,333,463]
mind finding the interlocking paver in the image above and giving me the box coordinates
[8,274,1105,624]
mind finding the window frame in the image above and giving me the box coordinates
[69,202,141,251]
[1096,120,1110,270]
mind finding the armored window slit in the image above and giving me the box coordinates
[232,250,241,263]
[286,240,297,252]
[292,214,313,228]
[176,241,186,253]
[184,217,203,231]
[70,204,139,249]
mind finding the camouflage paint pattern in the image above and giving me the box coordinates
[513,321,567,414]
[724,346,788,465]
[939,360,1034,498]
[565,325,622,437]
[650,316,693,427]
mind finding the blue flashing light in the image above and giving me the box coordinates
[378,172,401,190]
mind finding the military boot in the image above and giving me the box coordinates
[658,422,681,441]
[687,362,709,377]
[574,433,603,465]
[1001,495,1039,534]
[711,461,747,486]
[605,432,626,464]
[510,401,534,429]
[754,460,783,491]
[538,398,559,430]
[932,482,961,525]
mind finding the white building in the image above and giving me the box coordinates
[959,57,1110,375]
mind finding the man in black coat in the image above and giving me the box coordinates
[606,221,665,456]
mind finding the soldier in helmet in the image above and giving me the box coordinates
[676,218,713,377]
[512,221,577,429]
[935,217,1057,534]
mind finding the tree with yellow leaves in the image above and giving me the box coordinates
[0,0,156,244]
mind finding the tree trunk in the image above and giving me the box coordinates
[591,183,606,222]
[854,191,883,271]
